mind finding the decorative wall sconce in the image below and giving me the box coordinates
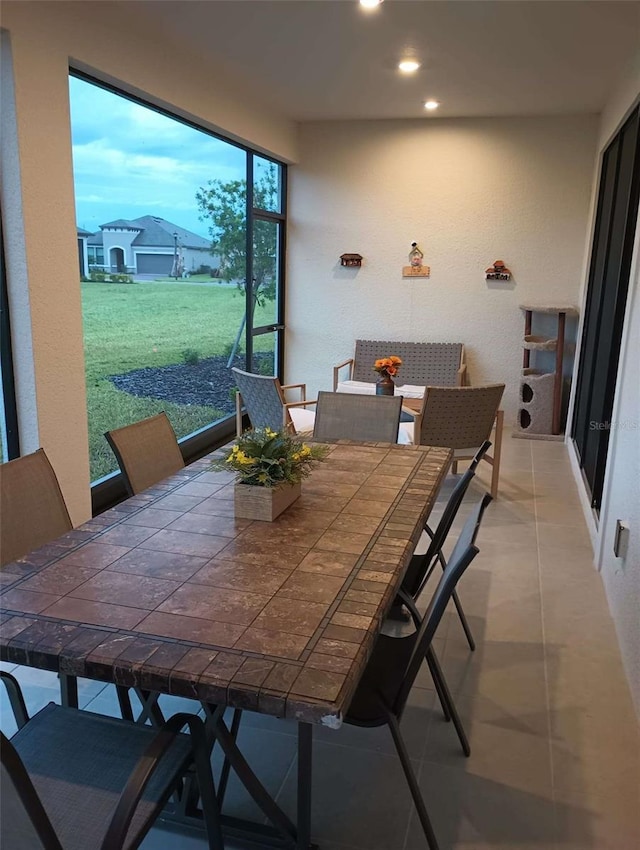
[402,241,430,278]
[485,260,512,280]
[340,253,363,267]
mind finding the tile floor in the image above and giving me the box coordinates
[2,434,639,850]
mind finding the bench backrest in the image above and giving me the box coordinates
[352,340,464,386]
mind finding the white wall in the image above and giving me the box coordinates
[0,1,298,523]
[286,116,597,417]
[580,49,640,717]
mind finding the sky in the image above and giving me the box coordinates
[69,76,247,238]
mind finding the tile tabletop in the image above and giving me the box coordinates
[0,442,451,726]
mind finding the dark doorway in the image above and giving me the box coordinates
[572,106,640,512]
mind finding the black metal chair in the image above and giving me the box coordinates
[0,672,223,850]
[401,439,492,651]
[345,494,492,850]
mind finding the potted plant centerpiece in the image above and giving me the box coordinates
[215,428,328,521]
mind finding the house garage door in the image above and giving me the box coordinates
[136,253,173,274]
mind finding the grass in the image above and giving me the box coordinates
[82,281,274,481]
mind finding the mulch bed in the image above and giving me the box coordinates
[109,353,271,413]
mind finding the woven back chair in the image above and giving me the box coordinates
[105,413,184,496]
[232,367,316,437]
[410,384,505,498]
[0,449,72,568]
[0,673,223,850]
[349,341,465,386]
[313,391,402,443]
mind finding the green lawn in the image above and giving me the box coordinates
[82,281,274,481]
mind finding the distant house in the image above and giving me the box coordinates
[79,215,219,278]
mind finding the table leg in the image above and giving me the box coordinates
[297,722,313,850]
[59,672,78,708]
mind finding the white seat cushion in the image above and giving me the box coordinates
[398,421,414,444]
[290,407,316,435]
[337,380,425,399]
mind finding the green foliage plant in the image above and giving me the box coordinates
[213,428,328,487]
[181,348,201,366]
[195,163,278,308]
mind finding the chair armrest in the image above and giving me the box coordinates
[281,382,306,402]
[284,399,317,409]
[333,358,354,391]
[235,389,244,437]
[401,404,422,445]
[0,671,30,729]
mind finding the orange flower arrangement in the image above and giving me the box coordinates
[373,356,403,378]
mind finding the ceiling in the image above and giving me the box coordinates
[133,0,639,121]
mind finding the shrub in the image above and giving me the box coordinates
[181,348,201,366]
[89,271,108,282]
[223,341,243,360]
[108,273,134,283]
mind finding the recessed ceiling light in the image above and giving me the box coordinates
[360,0,383,9]
[398,60,420,74]
[424,100,440,110]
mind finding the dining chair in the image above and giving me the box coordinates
[313,390,403,443]
[0,448,73,569]
[405,384,505,498]
[232,367,316,436]
[401,440,492,650]
[105,413,187,723]
[344,495,491,850]
[105,412,185,496]
[0,449,84,709]
[0,672,223,850]
[396,492,492,758]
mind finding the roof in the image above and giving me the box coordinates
[87,216,211,250]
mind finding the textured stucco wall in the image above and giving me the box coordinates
[586,49,640,718]
[286,116,597,417]
[0,1,298,523]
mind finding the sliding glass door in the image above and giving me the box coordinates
[572,106,640,511]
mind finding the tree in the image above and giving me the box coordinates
[196,165,279,366]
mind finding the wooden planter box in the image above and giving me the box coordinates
[234,481,301,522]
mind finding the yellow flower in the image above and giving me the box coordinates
[235,450,256,466]
[265,428,277,438]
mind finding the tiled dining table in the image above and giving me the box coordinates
[0,440,451,849]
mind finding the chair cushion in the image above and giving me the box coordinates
[289,407,316,435]
[10,703,192,850]
[337,380,426,399]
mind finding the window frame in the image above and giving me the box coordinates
[0,210,20,461]
[69,70,288,513]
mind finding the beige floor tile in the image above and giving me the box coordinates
[425,714,553,797]
[535,500,587,527]
[405,763,557,850]
[535,523,593,551]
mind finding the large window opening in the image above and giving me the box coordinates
[69,73,286,486]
